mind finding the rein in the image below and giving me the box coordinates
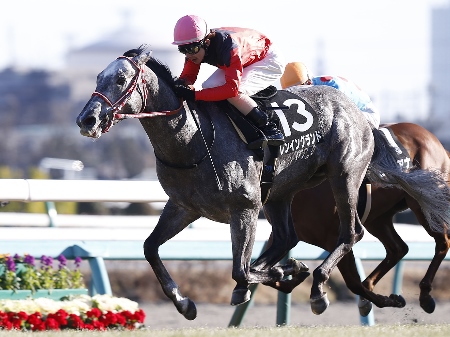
[91,56,183,133]
[154,101,217,172]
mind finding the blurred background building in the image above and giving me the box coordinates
[64,18,181,103]
[430,4,450,141]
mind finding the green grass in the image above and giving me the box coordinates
[2,325,450,337]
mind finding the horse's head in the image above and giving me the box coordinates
[76,51,153,138]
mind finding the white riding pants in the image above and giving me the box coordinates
[202,44,285,114]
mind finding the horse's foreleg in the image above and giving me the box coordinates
[143,200,200,320]
[229,211,260,306]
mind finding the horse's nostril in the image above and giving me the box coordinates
[80,116,97,128]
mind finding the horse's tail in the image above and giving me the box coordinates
[366,129,450,234]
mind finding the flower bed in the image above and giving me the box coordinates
[0,294,146,331]
[0,253,85,293]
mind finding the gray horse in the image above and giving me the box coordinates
[76,48,449,320]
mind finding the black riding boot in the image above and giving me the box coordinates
[246,107,285,150]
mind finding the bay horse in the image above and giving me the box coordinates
[266,122,450,316]
[76,48,450,320]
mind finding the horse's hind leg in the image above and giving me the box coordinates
[418,231,449,313]
[310,175,364,315]
[143,200,200,320]
[360,212,409,294]
[249,200,299,276]
[337,250,406,317]
[259,232,311,293]
[408,199,450,313]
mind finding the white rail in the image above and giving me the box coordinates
[0,179,169,203]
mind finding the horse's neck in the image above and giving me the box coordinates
[139,82,211,168]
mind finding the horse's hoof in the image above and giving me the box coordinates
[310,293,330,315]
[420,295,436,314]
[183,300,197,320]
[176,298,197,320]
[388,294,406,308]
[288,258,309,274]
[230,288,251,306]
[358,297,373,317]
[269,265,284,279]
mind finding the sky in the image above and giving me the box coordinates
[0,0,449,113]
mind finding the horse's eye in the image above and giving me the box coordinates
[117,76,126,86]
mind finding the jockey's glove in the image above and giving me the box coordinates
[174,85,195,101]
[174,78,187,86]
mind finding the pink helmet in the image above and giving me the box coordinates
[172,15,208,45]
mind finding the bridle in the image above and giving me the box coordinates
[91,56,183,133]
[90,56,217,179]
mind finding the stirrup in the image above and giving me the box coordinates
[265,132,285,146]
[267,138,285,146]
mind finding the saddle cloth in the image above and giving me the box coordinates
[357,126,412,223]
[224,89,412,210]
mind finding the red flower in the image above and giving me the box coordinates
[7,311,26,329]
[99,311,118,326]
[67,313,85,329]
[0,308,145,331]
[133,309,146,323]
[45,317,60,330]
[116,313,126,325]
[47,309,68,326]
[92,319,106,331]
[33,321,46,331]
[1,320,13,330]
[17,311,28,321]
[0,311,10,329]
[86,307,102,319]
[125,323,136,330]
[121,310,132,318]
[27,312,44,330]
[12,320,21,330]
[84,323,94,330]
[27,312,42,322]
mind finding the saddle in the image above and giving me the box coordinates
[222,86,281,154]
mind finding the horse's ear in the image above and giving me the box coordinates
[133,51,153,66]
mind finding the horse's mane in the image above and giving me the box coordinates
[123,45,177,90]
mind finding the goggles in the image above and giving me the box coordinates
[178,42,203,55]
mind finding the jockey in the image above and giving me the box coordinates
[280,62,380,128]
[172,14,286,149]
